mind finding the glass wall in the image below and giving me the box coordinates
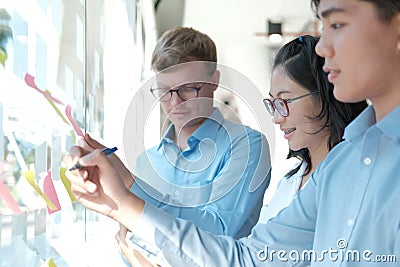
[0,0,156,266]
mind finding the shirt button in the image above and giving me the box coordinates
[363,157,371,165]
[347,219,354,226]
[174,190,180,196]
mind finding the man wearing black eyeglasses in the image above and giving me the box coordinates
[82,27,271,266]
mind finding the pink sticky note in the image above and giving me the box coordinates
[43,171,61,214]
[24,73,64,105]
[65,105,84,137]
[0,180,22,214]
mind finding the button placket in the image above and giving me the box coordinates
[340,128,378,243]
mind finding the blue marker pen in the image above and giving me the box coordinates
[69,147,118,171]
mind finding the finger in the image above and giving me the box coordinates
[119,224,129,238]
[62,146,87,169]
[69,145,84,160]
[78,137,94,151]
[115,230,121,244]
[78,168,89,179]
[63,147,81,170]
[70,182,98,198]
[132,249,156,267]
[70,185,101,208]
[66,169,98,194]
[62,154,74,168]
[115,226,127,245]
[118,238,129,251]
[121,246,143,267]
[119,243,139,267]
[84,133,106,150]
[79,149,112,169]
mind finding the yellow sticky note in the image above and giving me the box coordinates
[41,258,57,267]
[70,130,76,145]
[25,171,58,210]
[44,90,70,125]
[60,167,76,201]
[0,49,6,67]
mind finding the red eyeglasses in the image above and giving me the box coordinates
[263,92,317,117]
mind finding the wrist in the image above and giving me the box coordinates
[111,191,145,228]
[123,172,135,189]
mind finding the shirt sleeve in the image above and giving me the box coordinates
[394,227,400,263]
[134,172,317,267]
[131,129,271,238]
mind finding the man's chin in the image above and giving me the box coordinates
[173,118,207,130]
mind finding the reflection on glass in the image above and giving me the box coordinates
[0,0,148,266]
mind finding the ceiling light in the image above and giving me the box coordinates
[267,20,282,43]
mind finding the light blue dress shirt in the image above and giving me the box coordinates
[136,105,400,266]
[131,108,271,238]
[258,162,307,224]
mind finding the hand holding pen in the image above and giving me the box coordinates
[69,147,118,171]
[63,144,142,220]
[78,133,136,189]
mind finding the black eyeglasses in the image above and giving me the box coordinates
[263,92,317,117]
[150,82,206,102]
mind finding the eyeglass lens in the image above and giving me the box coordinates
[152,85,200,102]
[274,99,289,117]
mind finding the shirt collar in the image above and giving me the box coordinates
[157,124,175,150]
[375,104,400,141]
[191,108,224,143]
[343,105,375,141]
[344,104,400,141]
[156,108,224,150]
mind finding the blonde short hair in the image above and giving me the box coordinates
[151,27,217,73]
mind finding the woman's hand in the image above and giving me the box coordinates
[116,228,158,267]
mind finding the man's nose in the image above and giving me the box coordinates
[315,34,333,59]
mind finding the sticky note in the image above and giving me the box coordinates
[0,49,6,67]
[25,171,58,211]
[43,171,61,214]
[51,134,61,180]
[0,179,22,214]
[65,134,74,152]
[76,15,84,62]
[0,103,4,161]
[35,142,47,182]
[24,73,64,105]
[41,258,58,267]
[65,105,84,137]
[76,80,84,123]
[44,90,69,124]
[60,167,76,201]
[25,74,70,125]
[89,94,95,132]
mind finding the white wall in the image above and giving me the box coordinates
[182,0,314,202]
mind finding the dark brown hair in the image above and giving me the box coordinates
[273,35,368,178]
[311,0,400,21]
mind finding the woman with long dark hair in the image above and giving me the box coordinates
[259,35,367,222]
